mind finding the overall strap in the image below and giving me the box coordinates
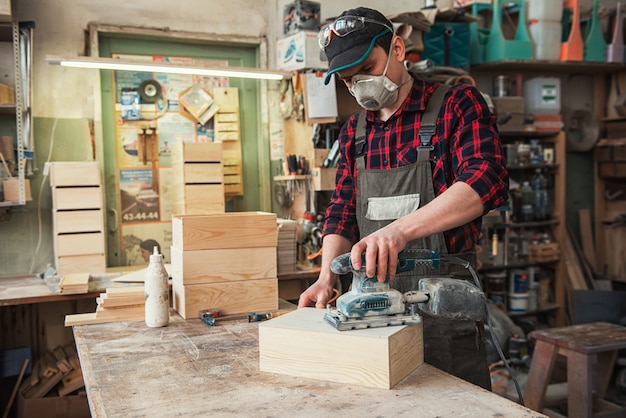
[419,84,451,151]
[354,110,367,158]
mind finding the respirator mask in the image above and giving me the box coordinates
[348,38,408,111]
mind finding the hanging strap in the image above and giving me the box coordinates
[419,84,451,151]
[354,83,451,158]
[354,110,368,158]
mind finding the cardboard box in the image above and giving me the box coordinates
[283,0,320,35]
[492,96,525,115]
[277,31,327,71]
[3,177,32,202]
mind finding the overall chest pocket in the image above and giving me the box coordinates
[365,193,420,221]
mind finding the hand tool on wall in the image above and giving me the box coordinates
[325,251,486,331]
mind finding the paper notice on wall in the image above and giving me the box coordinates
[304,72,338,121]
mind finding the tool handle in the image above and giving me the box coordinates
[403,291,429,304]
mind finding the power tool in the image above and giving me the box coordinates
[325,250,486,331]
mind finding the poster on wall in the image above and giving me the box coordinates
[119,168,160,223]
[110,54,229,265]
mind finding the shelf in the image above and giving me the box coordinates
[499,131,561,138]
[0,103,16,114]
[472,60,625,74]
[510,219,559,228]
[506,163,559,170]
[274,175,309,181]
[479,259,560,272]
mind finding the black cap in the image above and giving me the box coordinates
[323,7,393,85]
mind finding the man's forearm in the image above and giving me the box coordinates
[318,234,352,285]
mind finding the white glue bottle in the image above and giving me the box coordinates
[144,246,169,327]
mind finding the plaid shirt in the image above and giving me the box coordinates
[323,74,509,254]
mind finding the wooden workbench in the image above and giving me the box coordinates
[73,313,546,417]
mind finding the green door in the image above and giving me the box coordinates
[98,34,265,267]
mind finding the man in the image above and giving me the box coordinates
[298,7,509,390]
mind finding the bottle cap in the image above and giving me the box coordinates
[149,246,163,263]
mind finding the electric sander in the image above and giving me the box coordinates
[325,250,486,331]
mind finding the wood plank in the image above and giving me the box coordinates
[105,285,144,297]
[172,278,278,319]
[259,308,423,389]
[578,209,597,270]
[58,273,90,295]
[171,212,277,250]
[170,246,277,285]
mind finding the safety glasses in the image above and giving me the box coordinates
[318,16,393,49]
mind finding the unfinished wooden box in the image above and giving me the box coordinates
[170,246,277,285]
[172,212,277,251]
[259,308,423,389]
[171,141,225,215]
[172,278,278,319]
[49,162,106,276]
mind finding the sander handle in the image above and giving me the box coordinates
[403,291,430,304]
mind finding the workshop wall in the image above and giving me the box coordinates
[1,0,424,275]
[0,0,606,275]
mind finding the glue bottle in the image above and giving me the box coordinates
[144,246,169,327]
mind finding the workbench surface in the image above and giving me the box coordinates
[73,313,545,417]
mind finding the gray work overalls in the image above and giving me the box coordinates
[353,85,492,390]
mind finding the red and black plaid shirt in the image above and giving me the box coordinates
[323,74,509,254]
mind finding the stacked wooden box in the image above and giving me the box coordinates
[171,141,225,215]
[49,162,106,275]
[171,212,279,319]
[213,87,243,197]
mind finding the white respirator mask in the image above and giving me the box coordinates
[348,38,407,111]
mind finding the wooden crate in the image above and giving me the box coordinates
[172,184,225,215]
[50,162,106,275]
[214,87,243,197]
[310,167,336,191]
[171,212,277,251]
[170,246,277,285]
[172,278,278,319]
[259,308,423,389]
[529,242,560,262]
[49,162,100,187]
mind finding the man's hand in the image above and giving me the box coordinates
[297,280,336,309]
[350,222,409,283]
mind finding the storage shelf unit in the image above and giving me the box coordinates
[0,21,32,206]
[478,131,566,326]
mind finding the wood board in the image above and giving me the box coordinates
[259,308,423,389]
[170,246,277,285]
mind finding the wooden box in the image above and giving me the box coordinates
[49,162,100,187]
[259,308,423,389]
[529,242,560,262]
[310,167,335,191]
[170,246,277,285]
[171,212,277,251]
[171,141,225,215]
[54,209,103,234]
[52,187,102,210]
[172,278,278,319]
[55,232,105,256]
[173,184,225,215]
